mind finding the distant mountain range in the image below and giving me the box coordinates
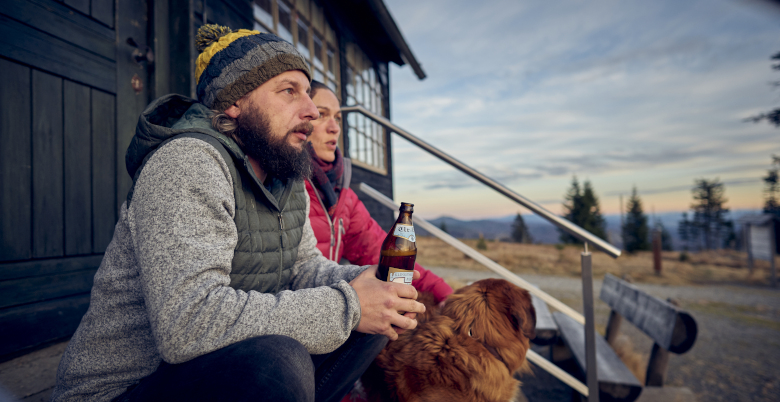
[419,209,763,250]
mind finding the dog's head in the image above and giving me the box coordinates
[441,278,536,370]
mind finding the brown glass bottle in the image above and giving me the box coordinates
[377,202,417,284]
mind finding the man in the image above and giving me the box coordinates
[52,24,424,402]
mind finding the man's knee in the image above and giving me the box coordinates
[223,335,315,401]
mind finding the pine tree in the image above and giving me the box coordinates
[476,233,487,250]
[511,213,533,244]
[655,221,673,251]
[559,176,607,243]
[622,187,650,253]
[439,220,449,234]
[764,155,780,217]
[690,178,730,250]
[746,51,780,127]
[677,212,692,251]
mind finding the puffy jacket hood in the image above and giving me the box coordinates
[126,94,227,179]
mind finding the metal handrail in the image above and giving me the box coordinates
[341,105,621,259]
[358,183,589,397]
[344,105,612,401]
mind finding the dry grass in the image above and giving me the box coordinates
[416,236,778,287]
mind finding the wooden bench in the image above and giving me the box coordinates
[531,293,559,346]
[551,273,698,402]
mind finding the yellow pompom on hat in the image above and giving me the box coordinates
[194,24,311,112]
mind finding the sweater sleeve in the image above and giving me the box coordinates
[340,189,453,303]
[128,138,366,363]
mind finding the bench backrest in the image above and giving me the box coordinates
[599,273,697,354]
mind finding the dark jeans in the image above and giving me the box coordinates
[115,332,387,402]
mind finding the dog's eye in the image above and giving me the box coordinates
[468,328,472,337]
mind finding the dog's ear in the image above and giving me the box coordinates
[510,290,536,340]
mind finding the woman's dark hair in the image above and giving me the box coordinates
[310,80,333,98]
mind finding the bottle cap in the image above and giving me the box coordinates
[399,202,414,212]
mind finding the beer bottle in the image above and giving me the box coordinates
[377,202,417,284]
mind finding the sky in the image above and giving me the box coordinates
[381,0,780,220]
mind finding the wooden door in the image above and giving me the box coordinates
[0,0,150,359]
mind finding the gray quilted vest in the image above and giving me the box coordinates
[126,95,306,294]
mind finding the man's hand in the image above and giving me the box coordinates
[350,266,425,341]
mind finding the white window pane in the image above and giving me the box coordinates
[253,1,273,30]
[313,33,324,70]
[277,1,293,42]
[296,20,310,58]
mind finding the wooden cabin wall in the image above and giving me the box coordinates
[0,0,402,358]
[0,0,150,360]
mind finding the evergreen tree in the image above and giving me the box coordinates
[476,233,487,250]
[764,155,780,217]
[677,212,692,251]
[559,176,607,243]
[511,213,533,244]
[439,220,449,234]
[622,187,650,252]
[655,221,673,251]
[746,51,780,127]
[690,178,730,250]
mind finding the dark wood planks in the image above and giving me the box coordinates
[203,0,253,29]
[0,269,96,309]
[91,0,114,27]
[0,59,32,262]
[115,0,152,214]
[0,14,116,93]
[32,71,65,259]
[92,90,116,253]
[0,255,104,282]
[0,294,91,357]
[351,168,394,231]
[4,0,115,61]
[64,0,90,16]
[64,81,93,256]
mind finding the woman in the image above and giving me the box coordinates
[306,81,452,304]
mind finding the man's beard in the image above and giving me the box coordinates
[233,107,312,182]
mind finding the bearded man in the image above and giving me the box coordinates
[52,25,424,402]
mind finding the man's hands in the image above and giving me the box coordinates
[349,266,425,341]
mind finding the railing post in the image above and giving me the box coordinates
[581,243,599,402]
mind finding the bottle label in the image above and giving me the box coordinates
[387,267,414,284]
[393,224,416,242]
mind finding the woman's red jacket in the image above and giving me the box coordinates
[305,179,452,303]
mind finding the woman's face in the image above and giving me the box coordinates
[309,89,342,162]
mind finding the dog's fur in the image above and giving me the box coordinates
[364,278,536,402]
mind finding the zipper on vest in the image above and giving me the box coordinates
[277,211,284,293]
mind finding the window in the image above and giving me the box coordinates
[345,43,388,174]
[253,0,273,31]
[251,0,340,95]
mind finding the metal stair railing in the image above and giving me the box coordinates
[343,105,623,402]
[359,182,589,397]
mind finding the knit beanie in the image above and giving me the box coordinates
[195,24,312,112]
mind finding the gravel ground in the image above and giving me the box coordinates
[428,267,780,402]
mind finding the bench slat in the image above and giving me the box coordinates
[600,274,697,354]
[553,312,642,401]
[531,294,558,345]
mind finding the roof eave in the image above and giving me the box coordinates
[367,0,427,80]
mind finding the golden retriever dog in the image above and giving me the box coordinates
[363,278,536,402]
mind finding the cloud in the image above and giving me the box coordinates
[382,0,779,215]
[604,177,763,196]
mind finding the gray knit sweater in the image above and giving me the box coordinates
[52,136,368,401]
